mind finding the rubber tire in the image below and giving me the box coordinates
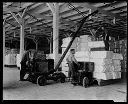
[83,77,89,88]
[37,76,47,86]
[60,77,65,83]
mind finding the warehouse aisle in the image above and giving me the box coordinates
[3,67,126,101]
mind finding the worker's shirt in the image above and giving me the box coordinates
[66,53,78,64]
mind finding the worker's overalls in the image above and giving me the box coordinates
[68,61,78,83]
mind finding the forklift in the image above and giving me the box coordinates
[23,10,98,86]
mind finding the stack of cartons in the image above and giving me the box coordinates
[90,51,123,80]
[90,51,114,80]
[5,53,17,66]
[112,53,123,79]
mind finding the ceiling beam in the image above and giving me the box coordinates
[74,2,125,21]
[108,6,127,12]
[46,3,55,14]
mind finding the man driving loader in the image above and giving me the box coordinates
[66,49,80,83]
[20,49,37,81]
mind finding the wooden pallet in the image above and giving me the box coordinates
[96,78,121,86]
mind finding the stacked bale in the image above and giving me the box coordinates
[90,51,123,80]
[90,51,114,80]
[76,35,91,51]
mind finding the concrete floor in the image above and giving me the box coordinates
[3,67,127,101]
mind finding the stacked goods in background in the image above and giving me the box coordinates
[109,37,127,78]
[118,38,127,80]
[5,49,18,66]
[90,51,114,80]
[61,37,80,77]
[90,51,123,80]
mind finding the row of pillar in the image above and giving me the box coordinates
[3,3,60,68]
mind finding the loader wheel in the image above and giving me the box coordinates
[37,76,47,86]
[60,73,66,83]
[83,77,89,88]
[60,77,65,83]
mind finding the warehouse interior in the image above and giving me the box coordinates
[3,2,127,101]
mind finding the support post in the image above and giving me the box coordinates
[52,3,59,67]
[3,19,6,68]
[50,32,53,54]
[20,19,25,59]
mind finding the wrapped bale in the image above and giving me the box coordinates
[90,58,113,65]
[93,72,113,80]
[88,41,105,48]
[112,53,123,60]
[90,51,113,59]
[93,64,114,73]
[112,72,121,79]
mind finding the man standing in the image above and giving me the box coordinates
[20,49,36,81]
[66,49,80,83]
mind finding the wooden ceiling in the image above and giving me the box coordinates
[3,2,127,42]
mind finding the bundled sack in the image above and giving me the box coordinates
[80,35,92,42]
[94,64,114,73]
[112,71,121,79]
[90,58,112,65]
[75,57,90,62]
[93,72,113,80]
[112,53,123,60]
[90,51,113,59]
[88,41,105,48]
[75,51,90,58]
[113,65,121,72]
[112,59,121,65]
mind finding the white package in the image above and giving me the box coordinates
[94,64,114,73]
[80,35,91,41]
[112,53,123,60]
[112,59,121,65]
[75,57,90,62]
[90,51,113,59]
[112,71,121,79]
[88,41,105,48]
[113,65,121,72]
[93,72,113,80]
[75,51,90,58]
[90,58,113,65]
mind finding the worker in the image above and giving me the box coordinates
[20,49,36,81]
[66,49,80,83]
